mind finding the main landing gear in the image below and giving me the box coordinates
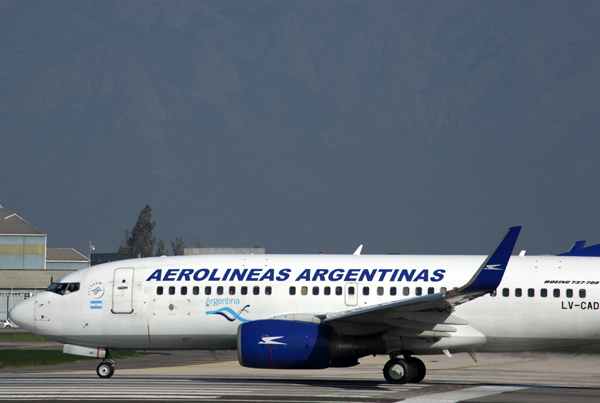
[382,355,426,384]
[96,352,116,379]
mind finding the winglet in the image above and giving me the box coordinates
[457,226,521,294]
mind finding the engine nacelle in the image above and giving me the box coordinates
[237,319,333,369]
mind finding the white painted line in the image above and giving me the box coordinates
[396,385,526,403]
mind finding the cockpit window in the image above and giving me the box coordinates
[46,282,80,295]
[67,283,80,293]
[46,283,59,292]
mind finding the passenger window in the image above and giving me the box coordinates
[403,287,410,296]
[205,286,212,295]
[515,288,522,297]
[428,287,434,295]
[301,286,308,295]
[217,286,223,296]
[347,286,355,296]
[169,286,175,295]
[502,288,509,297]
[289,286,296,296]
[229,286,235,295]
[390,287,397,296]
[377,287,384,296]
[363,286,370,296]
[157,286,163,295]
[554,289,560,298]
[528,288,534,297]
[181,286,187,296]
[193,286,199,295]
[440,287,447,293]
[566,289,573,298]
[415,287,422,296]
[541,288,547,297]
[335,286,343,296]
[324,286,331,296]
[253,286,260,295]
[313,286,319,296]
[241,286,248,295]
[580,289,586,298]
[265,286,272,295]
[490,290,497,297]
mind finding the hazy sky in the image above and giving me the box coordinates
[1,1,599,258]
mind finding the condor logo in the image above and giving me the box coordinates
[258,336,287,345]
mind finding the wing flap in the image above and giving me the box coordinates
[382,318,457,333]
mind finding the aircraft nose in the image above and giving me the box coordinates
[8,297,35,332]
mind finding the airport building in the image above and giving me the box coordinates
[0,205,89,319]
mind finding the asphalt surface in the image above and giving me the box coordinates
[2,333,600,402]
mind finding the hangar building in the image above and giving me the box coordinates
[0,205,88,319]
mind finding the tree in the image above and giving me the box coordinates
[117,204,156,257]
[155,237,167,256]
[171,237,185,255]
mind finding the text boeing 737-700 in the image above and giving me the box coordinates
[9,227,600,383]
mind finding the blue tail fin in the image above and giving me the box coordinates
[559,240,600,257]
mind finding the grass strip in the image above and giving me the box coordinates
[545,344,600,355]
[0,332,51,342]
[0,349,147,369]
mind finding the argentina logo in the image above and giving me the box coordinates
[206,305,250,323]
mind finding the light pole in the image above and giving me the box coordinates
[89,241,95,266]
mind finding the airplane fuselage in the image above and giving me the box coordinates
[14,253,600,353]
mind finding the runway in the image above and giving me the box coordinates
[2,339,600,402]
[0,376,428,402]
[0,375,599,402]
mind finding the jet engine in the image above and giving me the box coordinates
[237,319,356,369]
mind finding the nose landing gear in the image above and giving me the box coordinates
[96,362,114,378]
[96,352,116,378]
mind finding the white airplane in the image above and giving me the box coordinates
[8,227,600,383]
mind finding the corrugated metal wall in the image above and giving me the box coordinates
[0,235,46,270]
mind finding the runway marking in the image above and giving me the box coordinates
[396,385,527,403]
[0,376,429,401]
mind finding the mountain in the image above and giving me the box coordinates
[1,0,599,256]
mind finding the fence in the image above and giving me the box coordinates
[0,293,28,320]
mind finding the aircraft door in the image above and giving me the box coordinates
[344,282,358,306]
[112,267,134,314]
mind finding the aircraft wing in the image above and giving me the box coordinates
[323,226,521,325]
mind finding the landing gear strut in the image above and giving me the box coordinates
[96,351,116,379]
[382,355,426,384]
